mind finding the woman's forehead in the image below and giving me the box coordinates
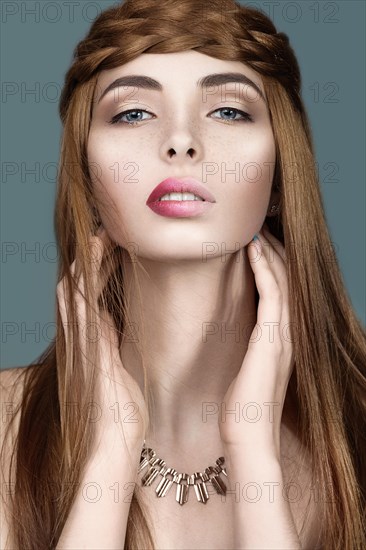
[94,51,265,104]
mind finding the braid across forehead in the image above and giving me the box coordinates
[59,0,303,123]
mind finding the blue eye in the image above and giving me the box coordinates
[108,106,254,125]
[109,109,154,125]
[210,107,254,123]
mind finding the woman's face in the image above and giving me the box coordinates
[87,50,276,260]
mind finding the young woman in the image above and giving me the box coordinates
[1,0,365,548]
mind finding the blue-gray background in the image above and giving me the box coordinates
[1,0,365,369]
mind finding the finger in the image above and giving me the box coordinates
[262,223,287,263]
[87,234,121,360]
[258,231,290,341]
[57,271,72,351]
[248,232,284,305]
[91,227,117,296]
[56,258,78,343]
[71,250,101,367]
[257,230,293,361]
[258,229,288,303]
[98,308,121,363]
[247,234,282,353]
[89,235,105,298]
[56,258,87,365]
[72,261,89,364]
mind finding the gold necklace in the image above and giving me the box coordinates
[138,440,228,505]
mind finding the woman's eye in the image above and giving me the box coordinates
[210,107,254,123]
[108,106,253,126]
[108,109,154,125]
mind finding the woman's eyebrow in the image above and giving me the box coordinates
[97,72,265,104]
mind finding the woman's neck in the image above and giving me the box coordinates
[119,248,259,459]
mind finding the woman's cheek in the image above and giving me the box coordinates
[88,161,149,246]
[221,132,275,235]
[242,129,275,177]
[88,138,126,199]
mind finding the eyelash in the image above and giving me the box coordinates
[108,107,254,125]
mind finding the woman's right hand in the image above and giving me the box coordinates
[56,226,148,455]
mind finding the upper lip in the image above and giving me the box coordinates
[146,177,216,204]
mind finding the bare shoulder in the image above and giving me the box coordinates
[0,365,41,449]
[0,366,38,549]
[0,365,28,392]
[1,365,29,410]
[0,366,33,415]
[0,365,38,452]
[0,368,23,549]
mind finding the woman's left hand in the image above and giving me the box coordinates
[219,225,294,460]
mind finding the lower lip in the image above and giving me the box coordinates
[147,200,214,218]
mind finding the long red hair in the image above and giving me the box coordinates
[1,1,365,548]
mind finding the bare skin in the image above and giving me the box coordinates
[87,50,277,464]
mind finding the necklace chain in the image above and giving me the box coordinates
[138,439,228,505]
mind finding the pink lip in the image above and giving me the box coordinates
[146,177,216,218]
[146,177,216,204]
